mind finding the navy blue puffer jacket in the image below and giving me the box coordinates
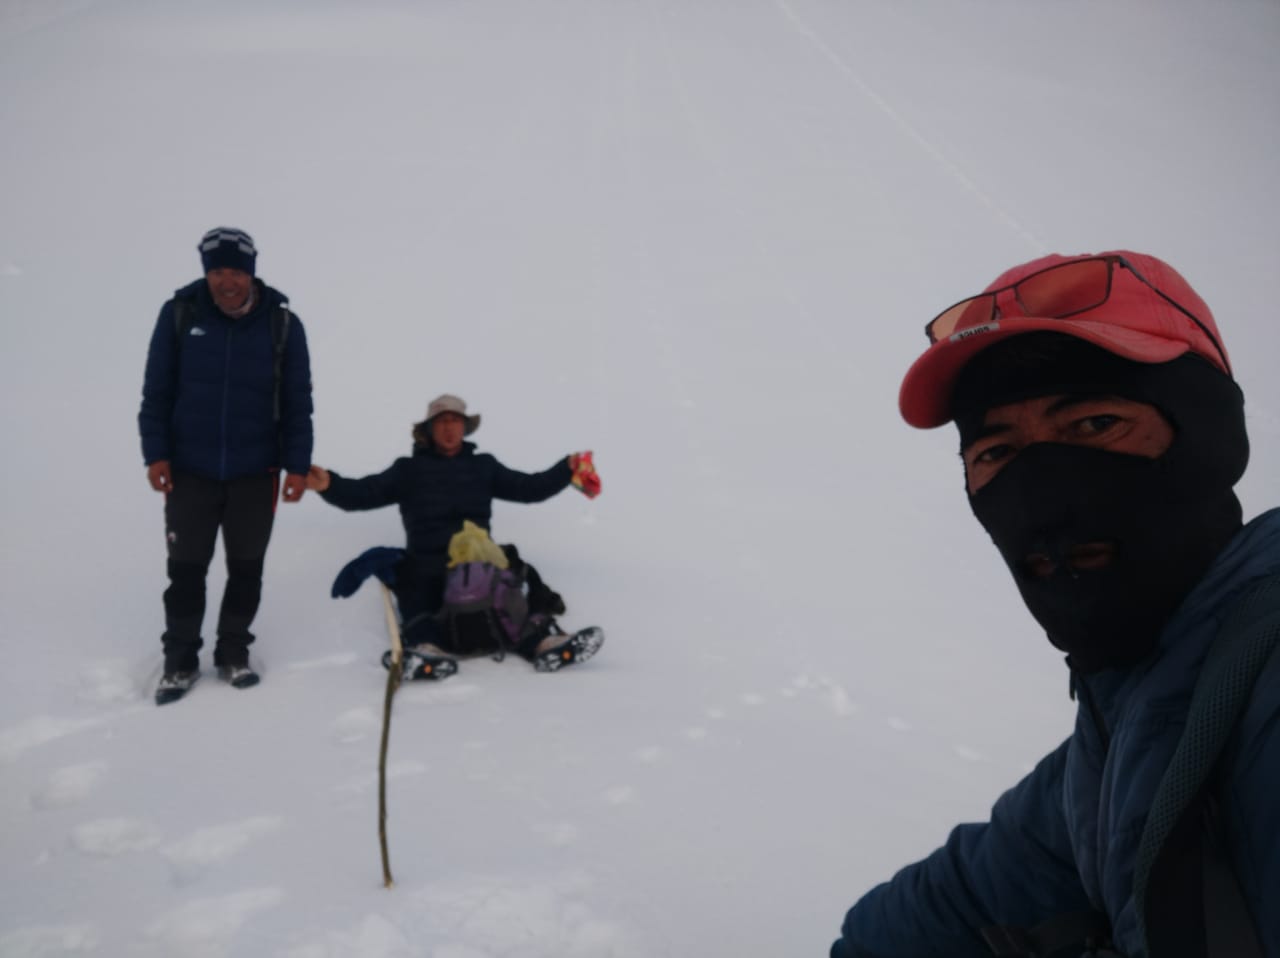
[318,441,573,572]
[832,508,1280,958]
[138,279,314,479]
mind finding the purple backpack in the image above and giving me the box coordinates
[436,562,531,656]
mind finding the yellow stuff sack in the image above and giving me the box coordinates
[446,520,509,570]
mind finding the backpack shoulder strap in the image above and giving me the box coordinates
[270,302,291,423]
[168,292,198,390]
[1200,791,1265,958]
[171,290,197,342]
[272,301,291,350]
[1134,570,1280,957]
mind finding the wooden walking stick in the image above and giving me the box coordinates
[378,583,404,888]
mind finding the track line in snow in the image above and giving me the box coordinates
[770,0,1046,253]
[645,0,817,321]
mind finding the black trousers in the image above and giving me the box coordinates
[161,471,277,671]
[393,554,445,646]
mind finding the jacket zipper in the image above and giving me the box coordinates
[1070,670,1112,753]
[220,323,233,479]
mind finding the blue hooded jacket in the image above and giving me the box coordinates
[832,508,1280,957]
[138,278,314,479]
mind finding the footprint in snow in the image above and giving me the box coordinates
[0,714,110,763]
[291,876,640,957]
[421,873,637,956]
[31,761,108,810]
[333,759,427,796]
[286,652,359,671]
[788,673,860,717]
[283,914,412,958]
[144,887,283,953]
[0,924,99,955]
[399,681,483,706]
[77,661,142,705]
[71,818,163,857]
[162,816,283,873]
[633,746,665,764]
[331,707,378,744]
[533,822,580,846]
[823,683,858,717]
[464,755,501,783]
[603,785,635,806]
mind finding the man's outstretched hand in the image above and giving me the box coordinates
[306,465,332,493]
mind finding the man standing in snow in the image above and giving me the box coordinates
[830,252,1278,957]
[138,227,314,705]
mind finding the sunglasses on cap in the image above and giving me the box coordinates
[925,254,1231,374]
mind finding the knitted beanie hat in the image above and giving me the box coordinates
[198,227,257,275]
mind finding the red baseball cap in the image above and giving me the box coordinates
[898,251,1232,429]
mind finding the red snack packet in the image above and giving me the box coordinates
[571,451,601,499]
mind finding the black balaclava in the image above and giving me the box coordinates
[952,333,1248,673]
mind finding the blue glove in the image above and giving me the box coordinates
[331,547,405,598]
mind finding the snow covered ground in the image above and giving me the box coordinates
[1,1,1278,955]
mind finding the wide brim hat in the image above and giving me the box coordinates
[898,250,1231,429]
[418,393,480,435]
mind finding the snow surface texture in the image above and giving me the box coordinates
[2,1,1278,955]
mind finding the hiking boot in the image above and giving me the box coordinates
[532,626,605,672]
[382,646,458,681]
[155,669,200,706]
[217,664,260,689]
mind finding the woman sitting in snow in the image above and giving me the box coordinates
[305,393,602,676]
